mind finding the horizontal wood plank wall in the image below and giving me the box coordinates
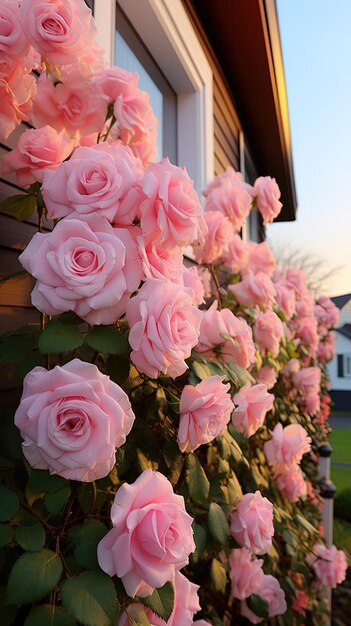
[182,0,241,177]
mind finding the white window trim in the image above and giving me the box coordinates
[344,354,351,378]
[94,0,214,194]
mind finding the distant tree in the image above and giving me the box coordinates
[269,242,343,297]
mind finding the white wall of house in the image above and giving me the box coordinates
[328,332,351,391]
[338,300,351,326]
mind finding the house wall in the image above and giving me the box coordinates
[338,301,351,326]
[328,332,351,391]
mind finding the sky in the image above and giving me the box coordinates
[267,0,351,297]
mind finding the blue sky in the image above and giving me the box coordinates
[267,0,351,296]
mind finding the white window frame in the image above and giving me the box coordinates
[94,0,214,194]
[344,354,351,378]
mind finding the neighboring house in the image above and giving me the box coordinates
[0,0,296,328]
[328,294,351,411]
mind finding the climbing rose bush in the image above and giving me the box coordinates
[0,2,346,625]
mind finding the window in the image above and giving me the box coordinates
[337,354,351,378]
[115,7,177,162]
[93,0,213,194]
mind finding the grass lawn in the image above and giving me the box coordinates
[334,518,351,563]
[332,466,351,492]
[329,429,351,463]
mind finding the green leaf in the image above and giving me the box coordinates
[247,593,269,618]
[136,449,153,472]
[0,488,19,522]
[0,194,36,221]
[132,611,151,626]
[29,469,68,494]
[227,472,243,505]
[190,360,211,381]
[74,520,108,570]
[61,571,117,626]
[38,322,84,354]
[162,441,184,486]
[24,604,77,626]
[85,326,129,355]
[107,354,130,384]
[141,582,174,622]
[192,523,207,561]
[185,454,210,503]
[211,558,227,594]
[294,514,318,535]
[15,520,45,551]
[0,332,37,363]
[208,502,230,547]
[7,549,63,604]
[0,524,13,548]
[0,412,23,461]
[45,484,70,514]
[16,350,43,379]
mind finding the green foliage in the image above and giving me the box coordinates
[0,488,19,522]
[211,558,227,594]
[132,612,152,626]
[38,321,84,353]
[141,581,174,622]
[0,193,36,221]
[208,502,230,548]
[247,593,269,618]
[186,453,210,503]
[61,571,118,626]
[335,488,351,523]
[85,325,129,354]
[15,519,45,551]
[7,550,63,604]
[73,520,108,570]
[24,605,77,626]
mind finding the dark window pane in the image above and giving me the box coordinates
[337,354,344,377]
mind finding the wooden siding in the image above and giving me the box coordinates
[182,0,241,176]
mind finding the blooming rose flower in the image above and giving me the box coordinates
[253,310,284,358]
[14,359,135,481]
[118,571,201,626]
[0,0,30,58]
[41,142,142,223]
[295,293,314,318]
[2,125,74,187]
[295,316,319,357]
[19,215,142,325]
[230,491,274,555]
[229,271,276,309]
[137,236,184,283]
[252,366,277,390]
[293,367,321,396]
[97,469,195,597]
[0,61,36,140]
[253,176,282,224]
[19,0,96,66]
[140,158,207,249]
[316,295,340,329]
[205,176,253,231]
[241,575,287,623]
[285,267,309,300]
[32,68,107,138]
[193,210,233,264]
[203,166,244,196]
[246,241,276,276]
[196,301,256,369]
[177,376,234,452]
[310,544,348,588]
[264,423,311,473]
[292,589,309,614]
[275,466,307,502]
[126,278,202,379]
[232,383,274,438]
[317,332,336,362]
[274,279,296,320]
[222,233,250,274]
[281,358,300,377]
[182,266,205,306]
[229,547,264,600]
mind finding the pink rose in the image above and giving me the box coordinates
[310,544,348,588]
[41,142,142,223]
[182,266,205,306]
[274,279,296,320]
[118,571,201,626]
[0,0,30,58]
[317,332,336,362]
[19,0,96,66]
[2,125,74,187]
[295,316,319,356]
[203,166,243,196]
[137,236,184,283]
[126,278,202,379]
[293,367,321,395]
[222,233,250,274]
[292,589,309,614]
[285,267,309,300]
[205,176,253,231]
[304,393,320,416]
[97,469,195,597]
[193,210,233,264]
[230,491,274,555]
[253,310,284,358]
[253,366,277,390]
[229,271,276,309]
[232,383,274,438]
[196,301,256,369]
[229,547,264,600]
[32,68,107,138]
[0,61,36,140]
[14,359,135,481]
[263,423,311,472]
[296,293,314,318]
[253,176,282,224]
[316,296,340,329]
[140,158,207,249]
[19,215,142,325]
[241,575,287,623]
[275,466,307,502]
[246,241,276,276]
[177,376,234,452]
[281,358,300,377]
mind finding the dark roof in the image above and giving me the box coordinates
[335,324,351,340]
[331,294,351,309]
[189,0,297,222]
